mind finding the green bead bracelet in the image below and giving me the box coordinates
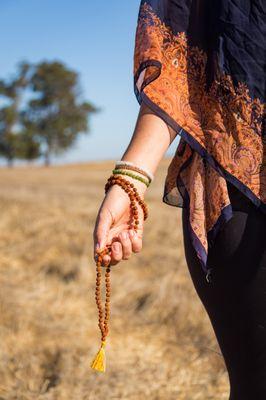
[112,169,150,188]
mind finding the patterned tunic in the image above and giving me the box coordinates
[133,0,266,279]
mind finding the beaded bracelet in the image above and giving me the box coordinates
[112,169,150,188]
[91,174,149,372]
[115,160,154,182]
[115,163,152,184]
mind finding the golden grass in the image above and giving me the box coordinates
[0,159,229,399]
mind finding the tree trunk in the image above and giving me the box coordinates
[44,150,51,166]
[7,158,13,168]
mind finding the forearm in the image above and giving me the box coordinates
[95,104,175,260]
[120,103,178,177]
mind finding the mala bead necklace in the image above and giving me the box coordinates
[90,245,112,372]
[91,174,148,372]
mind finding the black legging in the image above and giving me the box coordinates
[182,180,266,400]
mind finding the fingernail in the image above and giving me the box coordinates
[129,230,134,238]
[96,243,101,252]
[103,255,110,265]
[96,242,104,252]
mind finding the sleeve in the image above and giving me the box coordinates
[133,0,205,137]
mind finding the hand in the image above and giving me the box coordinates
[93,176,147,267]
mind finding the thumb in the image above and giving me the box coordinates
[93,209,113,253]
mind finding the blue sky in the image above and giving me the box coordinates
[0,0,176,164]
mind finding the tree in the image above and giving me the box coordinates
[15,130,41,163]
[0,107,17,166]
[23,61,99,165]
[0,62,31,166]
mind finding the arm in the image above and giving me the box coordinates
[121,103,178,176]
[93,102,178,266]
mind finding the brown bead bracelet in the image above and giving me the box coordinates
[115,163,152,184]
[91,174,148,372]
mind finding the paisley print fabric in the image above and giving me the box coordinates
[133,1,266,279]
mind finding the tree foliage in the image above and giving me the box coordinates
[0,61,98,166]
[0,62,31,166]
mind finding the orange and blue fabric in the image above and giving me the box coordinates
[133,0,266,281]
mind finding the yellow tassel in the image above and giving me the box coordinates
[91,340,106,372]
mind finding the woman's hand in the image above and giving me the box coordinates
[92,102,172,267]
[93,176,147,267]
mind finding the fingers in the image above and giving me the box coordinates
[109,229,142,266]
[109,241,123,266]
[93,209,112,256]
[119,231,132,260]
[94,226,143,267]
[128,229,142,253]
[109,232,131,266]
[96,241,123,268]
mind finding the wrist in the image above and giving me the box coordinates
[110,173,147,198]
[115,159,154,183]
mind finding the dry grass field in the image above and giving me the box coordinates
[0,159,230,399]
